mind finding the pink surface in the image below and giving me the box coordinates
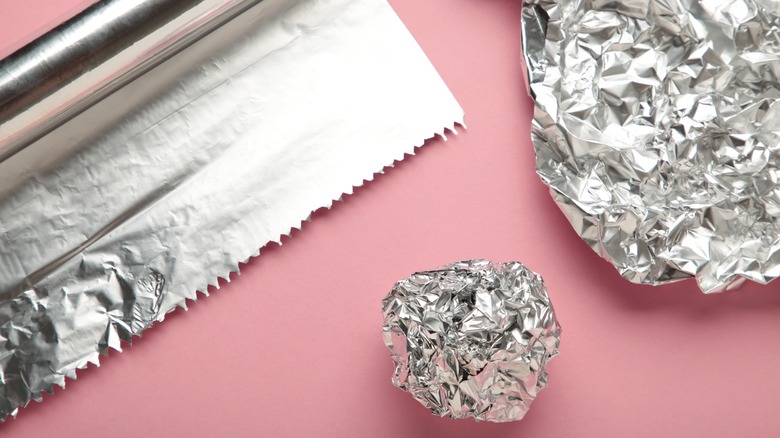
[2,0,780,436]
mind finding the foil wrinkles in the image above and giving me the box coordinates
[523,0,780,292]
[382,260,561,422]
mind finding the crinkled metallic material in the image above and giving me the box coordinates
[381,260,561,422]
[522,0,780,292]
[0,0,463,422]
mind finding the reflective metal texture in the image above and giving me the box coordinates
[523,0,780,293]
[0,0,463,421]
[0,0,264,159]
[382,260,561,422]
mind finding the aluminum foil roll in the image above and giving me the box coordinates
[0,0,264,157]
[381,260,561,422]
[0,0,463,421]
[522,0,780,292]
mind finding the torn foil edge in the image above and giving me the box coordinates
[0,0,464,421]
[521,0,780,293]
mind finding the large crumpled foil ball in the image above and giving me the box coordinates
[381,260,561,422]
[522,0,780,292]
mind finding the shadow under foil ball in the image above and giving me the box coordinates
[381,260,562,422]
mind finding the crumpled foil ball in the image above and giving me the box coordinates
[523,0,780,293]
[381,260,561,422]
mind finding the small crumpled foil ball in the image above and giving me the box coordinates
[381,260,561,422]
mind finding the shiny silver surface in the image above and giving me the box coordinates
[382,260,561,422]
[0,0,463,421]
[523,0,780,293]
[0,0,263,159]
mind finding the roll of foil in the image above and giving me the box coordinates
[0,0,264,157]
[382,260,561,422]
[0,0,463,421]
[522,0,780,292]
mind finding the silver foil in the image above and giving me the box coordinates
[381,260,561,422]
[522,0,780,292]
[0,0,265,157]
[0,0,463,421]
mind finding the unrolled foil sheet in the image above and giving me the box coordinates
[0,0,464,420]
[522,0,780,293]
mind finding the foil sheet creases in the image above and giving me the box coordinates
[0,0,464,421]
[382,260,561,422]
[522,0,780,292]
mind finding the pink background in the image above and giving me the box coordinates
[2,0,780,436]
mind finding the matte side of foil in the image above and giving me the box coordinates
[0,0,463,420]
[522,0,780,292]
